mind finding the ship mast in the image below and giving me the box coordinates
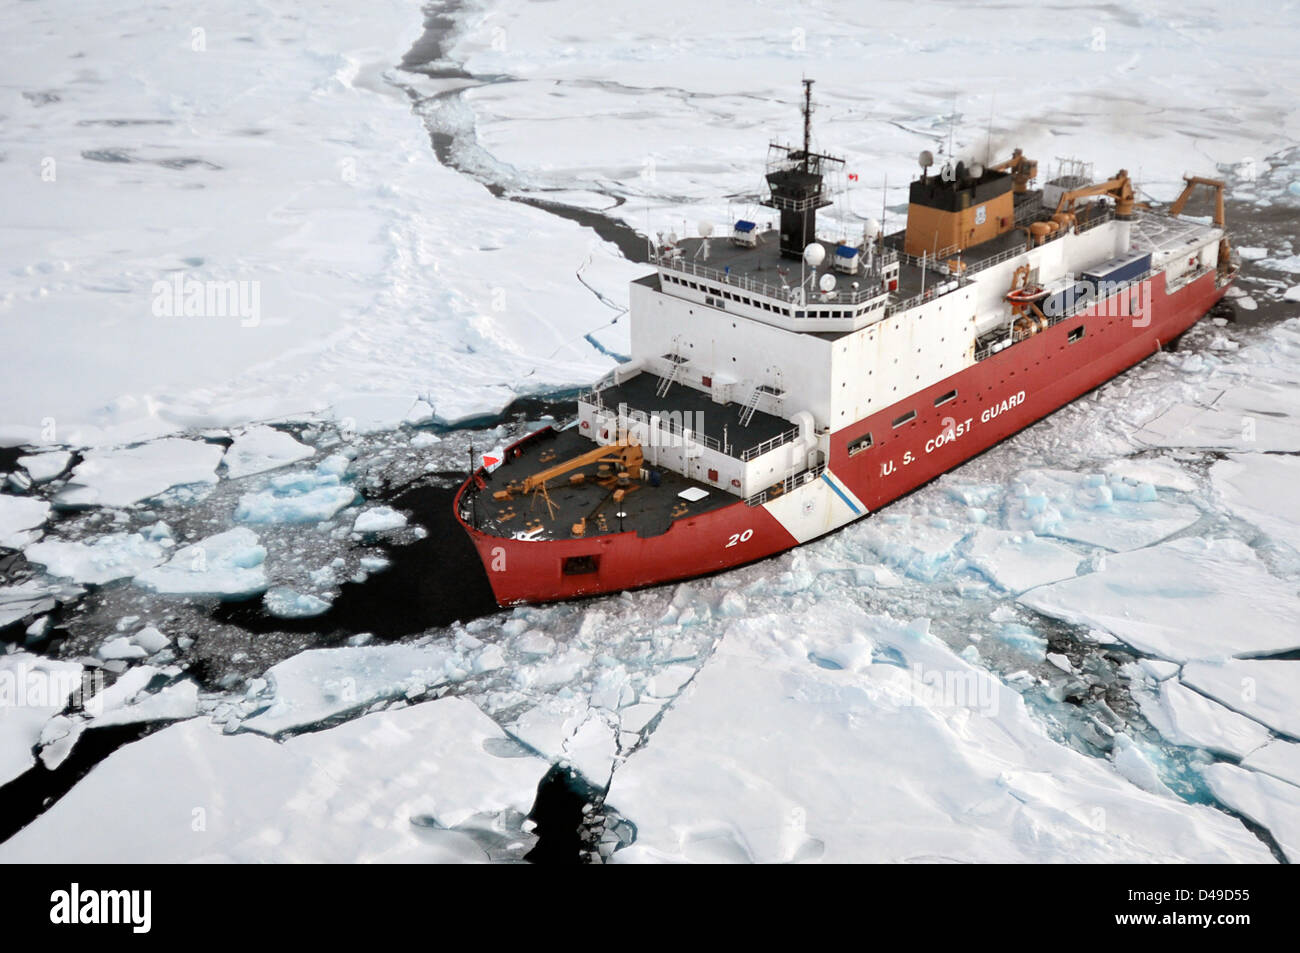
[763,79,844,260]
[801,78,813,171]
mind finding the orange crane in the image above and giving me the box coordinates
[990,148,1038,194]
[1168,175,1232,276]
[1053,170,1135,218]
[1169,175,1227,225]
[513,439,643,495]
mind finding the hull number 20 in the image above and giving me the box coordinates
[725,529,754,548]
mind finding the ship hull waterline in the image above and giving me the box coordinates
[455,268,1230,607]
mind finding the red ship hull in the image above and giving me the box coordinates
[456,269,1229,606]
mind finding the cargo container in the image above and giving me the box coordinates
[1082,251,1152,287]
[1042,281,1093,319]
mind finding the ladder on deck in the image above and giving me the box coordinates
[656,357,684,398]
[739,386,762,427]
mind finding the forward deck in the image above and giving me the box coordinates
[465,425,735,542]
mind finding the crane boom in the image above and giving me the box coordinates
[1053,171,1135,218]
[518,440,643,494]
[1168,175,1227,226]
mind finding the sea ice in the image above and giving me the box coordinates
[234,468,358,525]
[1242,741,1300,790]
[23,532,167,585]
[352,506,408,534]
[263,587,332,619]
[607,607,1268,863]
[56,439,224,508]
[1210,454,1300,552]
[1020,538,1300,661]
[1201,763,1300,863]
[89,679,199,728]
[1137,678,1272,759]
[133,527,268,599]
[221,426,315,479]
[0,699,544,862]
[964,528,1080,594]
[0,652,84,786]
[1004,469,1198,552]
[1181,659,1300,738]
[0,495,50,549]
[16,451,71,484]
[242,643,465,736]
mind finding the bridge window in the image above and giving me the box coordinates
[1068,325,1085,343]
[934,389,957,407]
[892,409,916,428]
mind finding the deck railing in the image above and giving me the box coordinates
[745,463,827,506]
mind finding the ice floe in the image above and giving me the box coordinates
[242,644,465,736]
[1201,763,1300,862]
[965,528,1080,594]
[1135,678,1272,759]
[607,607,1268,863]
[1004,469,1199,552]
[1211,454,1300,552]
[221,426,315,479]
[23,532,167,585]
[56,439,224,508]
[1181,659,1300,738]
[16,451,71,484]
[352,506,408,534]
[0,495,50,549]
[133,527,268,599]
[1020,538,1300,662]
[233,456,358,525]
[0,652,85,786]
[263,587,332,619]
[0,699,545,862]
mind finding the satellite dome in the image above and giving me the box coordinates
[803,243,826,268]
[819,273,837,293]
[698,220,714,237]
[919,149,935,169]
[969,161,985,179]
[864,218,881,240]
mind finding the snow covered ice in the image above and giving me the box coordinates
[2,0,1300,864]
[133,528,269,598]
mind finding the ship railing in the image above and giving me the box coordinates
[745,463,827,507]
[740,426,800,462]
[654,251,897,307]
[973,264,1157,362]
[578,395,804,461]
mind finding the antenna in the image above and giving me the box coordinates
[984,94,995,165]
[947,97,956,160]
[881,173,887,249]
[802,78,814,169]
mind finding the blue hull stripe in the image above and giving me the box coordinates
[821,473,860,514]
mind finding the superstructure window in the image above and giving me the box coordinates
[847,433,874,457]
[1068,326,1084,343]
[892,409,916,428]
[934,389,957,407]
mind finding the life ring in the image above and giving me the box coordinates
[730,478,741,488]
[580,420,590,429]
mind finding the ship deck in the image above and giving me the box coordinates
[663,190,1053,340]
[466,424,737,543]
[592,370,794,456]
